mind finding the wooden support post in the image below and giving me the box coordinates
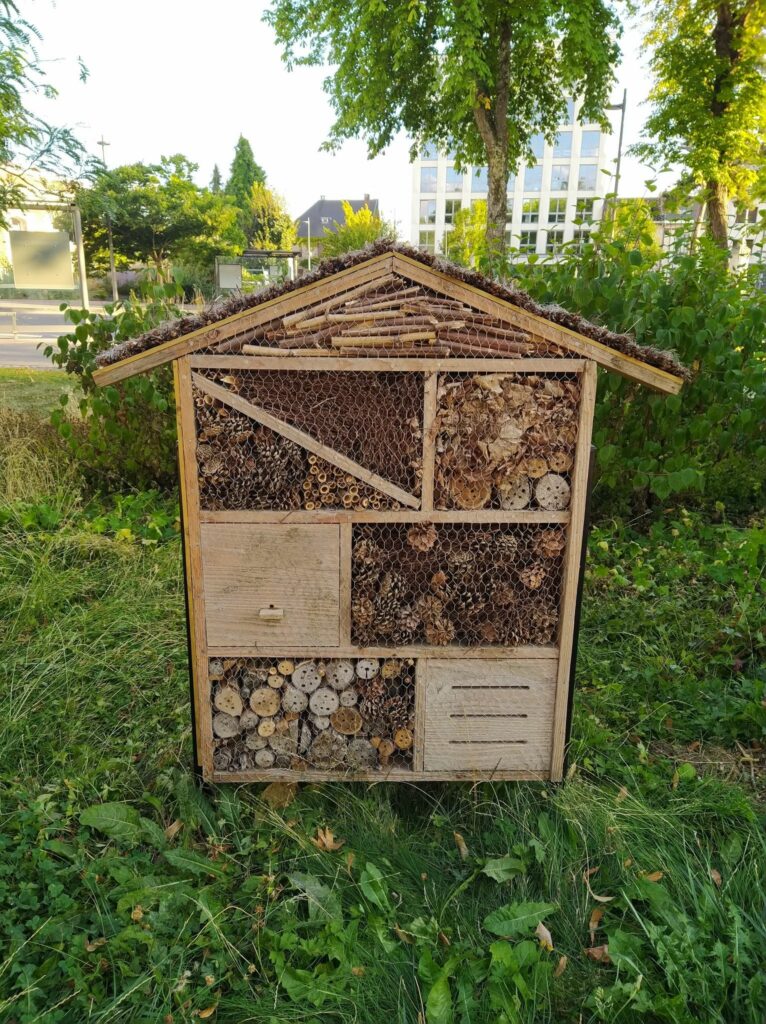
[421,371,438,512]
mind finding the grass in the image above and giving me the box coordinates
[0,368,74,415]
[0,388,764,1023]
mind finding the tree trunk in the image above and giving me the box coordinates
[485,144,509,266]
[706,179,729,248]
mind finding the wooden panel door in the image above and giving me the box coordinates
[423,659,557,773]
[200,523,340,648]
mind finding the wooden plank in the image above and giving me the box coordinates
[421,372,438,512]
[92,254,395,386]
[192,371,421,510]
[549,359,597,780]
[200,523,341,647]
[414,660,426,771]
[206,644,559,660]
[339,521,352,646]
[211,767,550,783]
[173,358,214,778]
[423,659,556,772]
[198,509,570,524]
[391,252,684,395]
[190,355,585,374]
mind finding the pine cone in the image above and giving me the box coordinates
[532,528,566,559]
[383,693,413,731]
[424,616,456,645]
[407,522,438,552]
[352,596,375,628]
[519,563,547,590]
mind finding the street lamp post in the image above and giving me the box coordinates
[97,136,119,303]
[304,218,312,271]
[606,90,627,230]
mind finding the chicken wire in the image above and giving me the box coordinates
[434,372,580,511]
[198,273,570,359]
[209,656,416,773]
[351,523,565,647]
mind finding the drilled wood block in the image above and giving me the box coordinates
[200,523,340,647]
[423,659,556,772]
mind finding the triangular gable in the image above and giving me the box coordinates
[93,247,683,395]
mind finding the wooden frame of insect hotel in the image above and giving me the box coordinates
[93,242,686,784]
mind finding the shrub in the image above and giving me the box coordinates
[509,233,766,514]
[45,284,182,490]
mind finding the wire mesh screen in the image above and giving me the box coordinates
[209,656,416,773]
[434,373,580,511]
[193,380,413,511]
[351,523,565,647]
[198,272,570,359]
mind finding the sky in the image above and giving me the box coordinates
[27,0,673,238]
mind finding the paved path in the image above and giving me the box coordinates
[0,298,106,368]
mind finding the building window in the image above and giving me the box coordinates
[471,166,488,191]
[505,228,514,247]
[565,99,575,124]
[445,199,461,224]
[573,229,590,251]
[580,130,600,158]
[507,172,516,192]
[546,229,565,254]
[445,166,464,192]
[506,199,513,220]
[519,230,538,253]
[736,207,759,224]
[548,198,567,223]
[576,198,595,221]
[521,199,539,224]
[524,165,542,192]
[421,142,438,160]
[420,166,437,192]
[550,164,570,191]
[418,230,436,253]
[578,165,599,191]
[553,131,572,158]
[419,199,436,224]
[321,216,330,225]
[529,133,545,160]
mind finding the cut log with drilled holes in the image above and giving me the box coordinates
[535,473,571,510]
[309,687,340,717]
[250,687,281,717]
[213,712,240,739]
[214,685,243,717]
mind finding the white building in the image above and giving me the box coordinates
[410,99,613,258]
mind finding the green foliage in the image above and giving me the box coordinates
[265,0,621,256]
[247,181,297,250]
[77,155,245,279]
[319,200,394,257]
[43,286,182,488]
[0,1,85,223]
[225,134,266,227]
[442,200,489,268]
[610,198,664,260]
[510,229,766,512]
[210,163,222,193]
[633,0,766,244]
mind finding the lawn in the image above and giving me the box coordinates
[0,383,764,1023]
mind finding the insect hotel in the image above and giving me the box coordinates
[93,242,685,784]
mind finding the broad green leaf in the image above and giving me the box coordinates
[163,848,228,878]
[359,861,390,911]
[80,802,143,845]
[481,856,526,882]
[426,975,453,1024]
[288,872,342,920]
[484,901,557,937]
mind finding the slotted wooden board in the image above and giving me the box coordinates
[200,523,340,647]
[423,659,556,773]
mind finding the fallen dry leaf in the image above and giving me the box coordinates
[164,819,183,841]
[351,966,365,977]
[583,870,614,903]
[554,954,568,977]
[131,905,144,923]
[710,868,722,888]
[585,944,611,964]
[346,851,356,871]
[438,931,451,947]
[311,826,345,852]
[394,925,414,944]
[84,936,107,952]
[589,907,604,944]
[198,1006,217,1019]
[535,921,554,952]
[616,786,629,802]
[454,832,469,860]
[623,857,633,868]
[261,781,298,809]
[688,740,701,752]
[642,870,664,883]
[204,975,215,986]
[584,866,600,879]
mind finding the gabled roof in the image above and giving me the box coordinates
[93,241,687,394]
[296,197,380,239]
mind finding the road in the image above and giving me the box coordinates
[0,299,106,369]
